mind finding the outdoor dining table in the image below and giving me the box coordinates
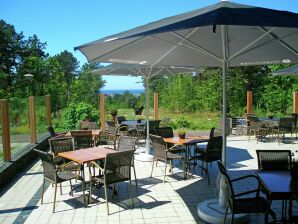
[163,136,209,178]
[65,129,102,146]
[58,147,117,203]
[256,170,298,222]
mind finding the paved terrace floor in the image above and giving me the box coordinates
[0,134,298,224]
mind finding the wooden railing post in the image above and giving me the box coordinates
[1,99,11,161]
[247,91,253,114]
[46,95,51,126]
[100,94,105,129]
[29,96,36,144]
[154,92,158,120]
[293,91,298,114]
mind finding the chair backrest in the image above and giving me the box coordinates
[104,150,135,184]
[34,149,56,182]
[209,127,222,138]
[148,120,161,134]
[49,137,74,156]
[70,130,93,149]
[247,116,262,127]
[256,150,292,171]
[161,117,170,127]
[80,121,97,130]
[279,117,294,131]
[205,136,223,162]
[117,136,137,152]
[157,126,174,138]
[116,116,126,124]
[217,161,235,208]
[47,125,56,137]
[149,134,167,160]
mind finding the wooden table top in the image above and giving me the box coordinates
[58,147,117,164]
[163,136,209,146]
[256,171,298,199]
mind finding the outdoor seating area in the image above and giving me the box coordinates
[1,1,298,224]
[1,134,298,223]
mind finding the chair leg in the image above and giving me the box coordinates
[133,166,138,192]
[164,160,168,183]
[104,184,109,215]
[41,179,45,204]
[170,160,173,174]
[60,183,62,195]
[129,179,134,208]
[224,205,228,224]
[150,158,155,177]
[89,178,92,204]
[53,184,58,213]
[230,212,235,224]
[69,180,73,196]
[206,162,210,185]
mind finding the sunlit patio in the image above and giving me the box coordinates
[0,134,297,224]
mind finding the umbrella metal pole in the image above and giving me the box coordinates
[145,76,151,154]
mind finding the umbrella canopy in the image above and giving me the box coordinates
[272,64,298,76]
[75,1,298,166]
[92,63,199,154]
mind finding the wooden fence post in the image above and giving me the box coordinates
[247,91,253,114]
[29,96,36,144]
[1,99,11,161]
[100,94,105,129]
[293,91,298,114]
[154,92,158,120]
[46,95,51,126]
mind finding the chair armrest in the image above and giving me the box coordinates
[231,174,261,186]
[88,161,104,172]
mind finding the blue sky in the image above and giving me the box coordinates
[1,0,298,90]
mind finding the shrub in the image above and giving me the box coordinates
[62,102,99,130]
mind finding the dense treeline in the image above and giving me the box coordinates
[1,19,298,130]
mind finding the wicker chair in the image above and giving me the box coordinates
[189,136,222,184]
[209,127,222,138]
[247,116,268,142]
[277,117,294,144]
[70,130,93,149]
[34,149,77,212]
[217,161,275,224]
[149,134,185,183]
[116,136,138,189]
[157,126,184,154]
[48,137,82,180]
[88,150,135,214]
[256,149,292,171]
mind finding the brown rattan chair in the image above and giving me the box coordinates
[116,136,138,189]
[247,116,268,142]
[49,137,81,172]
[256,149,292,171]
[34,149,77,213]
[70,130,93,149]
[217,161,275,224]
[157,126,184,154]
[88,150,135,214]
[277,117,294,144]
[189,136,222,184]
[149,134,185,183]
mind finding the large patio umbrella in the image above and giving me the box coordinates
[272,64,298,76]
[92,63,198,160]
[75,1,298,222]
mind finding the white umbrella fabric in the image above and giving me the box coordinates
[93,63,198,160]
[75,1,298,222]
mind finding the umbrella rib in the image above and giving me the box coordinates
[229,27,276,60]
[171,31,222,62]
[149,28,199,67]
[90,36,147,63]
[258,27,298,56]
